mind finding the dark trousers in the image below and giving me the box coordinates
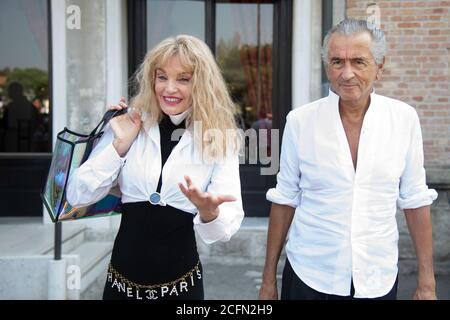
[281,258,398,300]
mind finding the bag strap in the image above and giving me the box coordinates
[79,108,128,164]
[89,108,128,137]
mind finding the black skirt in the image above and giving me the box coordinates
[103,202,204,300]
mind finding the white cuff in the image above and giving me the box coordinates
[266,187,301,208]
[193,211,230,244]
[398,188,438,210]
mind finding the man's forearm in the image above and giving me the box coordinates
[404,205,435,287]
[261,203,295,284]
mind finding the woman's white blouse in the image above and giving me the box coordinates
[67,121,244,244]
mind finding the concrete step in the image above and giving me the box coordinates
[43,226,87,256]
[0,221,86,257]
[68,241,113,292]
[197,217,273,260]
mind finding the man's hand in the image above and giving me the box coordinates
[258,203,295,300]
[413,276,437,300]
[413,288,437,300]
[178,175,236,222]
[404,206,437,300]
[259,280,278,300]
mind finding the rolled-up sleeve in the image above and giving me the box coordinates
[266,112,302,208]
[397,110,437,210]
[66,126,126,208]
[193,154,244,244]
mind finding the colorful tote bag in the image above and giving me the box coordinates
[42,109,126,222]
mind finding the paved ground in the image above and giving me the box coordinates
[202,259,450,300]
[84,258,449,300]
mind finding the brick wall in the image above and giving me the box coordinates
[346,0,450,171]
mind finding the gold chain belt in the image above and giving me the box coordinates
[107,261,201,290]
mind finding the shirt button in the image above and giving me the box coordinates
[149,192,161,205]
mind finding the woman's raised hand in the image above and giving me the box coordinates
[179,175,236,223]
[109,97,142,157]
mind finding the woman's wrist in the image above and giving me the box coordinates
[198,208,219,223]
[113,139,129,157]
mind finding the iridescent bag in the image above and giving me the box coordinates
[41,109,126,222]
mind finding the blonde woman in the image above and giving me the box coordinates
[67,35,244,300]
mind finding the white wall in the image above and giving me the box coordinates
[44,0,68,224]
[50,0,67,143]
[106,0,128,108]
[292,0,312,109]
[292,0,323,109]
[292,0,347,109]
[310,0,323,102]
[45,0,128,230]
[105,0,127,230]
[333,0,347,26]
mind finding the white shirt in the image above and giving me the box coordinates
[267,90,437,298]
[67,120,244,244]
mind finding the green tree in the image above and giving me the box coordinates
[1,68,48,102]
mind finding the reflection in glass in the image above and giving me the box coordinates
[147,0,205,50]
[216,2,273,129]
[216,2,273,159]
[0,0,49,152]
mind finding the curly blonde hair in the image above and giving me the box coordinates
[129,35,240,159]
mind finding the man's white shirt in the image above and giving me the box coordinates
[267,90,437,298]
[67,121,244,245]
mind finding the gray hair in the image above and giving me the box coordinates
[321,19,387,65]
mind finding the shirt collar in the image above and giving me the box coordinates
[328,87,376,100]
[169,108,191,125]
[143,116,193,152]
[327,88,378,131]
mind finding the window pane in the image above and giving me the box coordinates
[216,2,273,161]
[216,2,273,131]
[0,0,49,152]
[147,0,205,50]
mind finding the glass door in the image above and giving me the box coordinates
[146,0,205,50]
[0,0,50,153]
[216,1,275,216]
[216,1,273,139]
[130,0,292,216]
[0,0,51,217]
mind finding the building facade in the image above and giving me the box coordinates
[0,0,448,298]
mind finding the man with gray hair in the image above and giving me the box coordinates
[259,19,437,300]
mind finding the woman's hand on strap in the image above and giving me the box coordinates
[108,97,142,157]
